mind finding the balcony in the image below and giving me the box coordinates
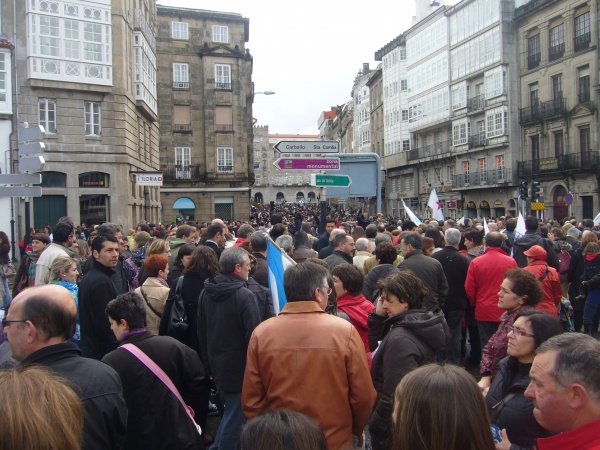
[408,139,451,161]
[574,32,591,52]
[519,98,566,124]
[173,124,191,133]
[548,43,565,61]
[470,135,487,148]
[215,82,231,90]
[133,9,156,52]
[517,151,599,177]
[527,53,541,70]
[215,124,233,132]
[579,91,591,104]
[453,168,512,188]
[160,163,202,182]
[467,95,485,112]
[173,81,189,90]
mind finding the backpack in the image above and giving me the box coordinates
[558,249,572,274]
[160,276,188,340]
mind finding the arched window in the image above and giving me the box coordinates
[254,192,263,204]
[276,192,285,203]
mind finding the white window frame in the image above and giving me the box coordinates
[484,66,505,100]
[451,82,467,110]
[171,21,188,40]
[452,118,469,146]
[217,147,233,173]
[173,63,189,87]
[84,101,101,136]
[486,106,507,138]
[215,64,231,89]
[212,25,228,43]
[39,98,57,133]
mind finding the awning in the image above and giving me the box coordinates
[173,197,196,209]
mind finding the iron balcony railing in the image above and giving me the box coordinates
[519,98,566,124]
[160,164,202,181]
[173,81,189,90]
[579,91,591,104]
[574,32,591,52]
[527,53,541,70]
[215,124,233,132]
[215,82,232,90]
[173,124,191,132]
[470,135,487,148]
[549,43,565,61]
[517,151,599,177]
[453,168,511,188]
[408,139,452,161]
[467,94,485,112]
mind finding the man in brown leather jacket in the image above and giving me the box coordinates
[242,261,376,450]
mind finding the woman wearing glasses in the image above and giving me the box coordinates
[368,271,449,450]
[485,310,563,448]
[478,268,542,395]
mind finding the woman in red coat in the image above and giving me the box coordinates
[332,264,374,367]
[523,245,562,317]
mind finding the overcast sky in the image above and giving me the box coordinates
[157,0,422,135]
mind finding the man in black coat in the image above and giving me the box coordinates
[80,234,120,360]
[513,215,560,270]
[103,292,206,450]
[202,223,225,259]
[431,228,470,364]
[198,247,261,450]
[5,285,127,450]
[316,218,336,252]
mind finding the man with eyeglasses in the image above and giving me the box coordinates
[3,284,127,450]
[242,261,376,450]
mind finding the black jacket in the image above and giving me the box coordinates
[79,259,119,359]
[82,255,129,294]
[431,246,470,312]
[362,264,398,301]
[247,277,275,322]
[324,249,353,272]
[486,357,553,448]
[316,232,330,252]
[513,231,560,271]
[251,252,268,288]
[102,331,205,450]
[567,247,585,309]
[197,273,261,392]
[202,241,223,259]
[397,249,448,311]
[368,309,449,446]
[22,343,127,450]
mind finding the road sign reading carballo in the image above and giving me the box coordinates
[273,158,340,171]
[311,174,352,187]
[274,141,339,153]
[0,186,42,197]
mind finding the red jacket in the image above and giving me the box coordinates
[537,417,600,450]
[465,247,518,322]
[337,293,374,367]
[524,260,562,317]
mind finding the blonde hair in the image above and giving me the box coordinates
[0,366,84,450]
[47,256,78,283]
[133,231,151,249]
[146,238,170,256]
[75,239,89,259]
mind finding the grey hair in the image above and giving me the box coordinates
[237,224,255,239]
[355,237,370,252]
[374,233,392,246]
[537,333,600,403]
[276,235,293,253]
[329,228,345,243]
[566,227,580,238]
[250,231,268,252]
[220,247,250,274]
[444,228,461,247]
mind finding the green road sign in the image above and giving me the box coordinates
[311,174,352,187]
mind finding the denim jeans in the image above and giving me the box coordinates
[210,391,245,450]
[583,302,600,325]
[478,321,500,351]
[1,277,10,309]
[443,309,465,365]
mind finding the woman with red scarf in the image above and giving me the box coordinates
[332,264,374,367]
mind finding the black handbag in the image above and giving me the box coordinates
[165,276,188,339]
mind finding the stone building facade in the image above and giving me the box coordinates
[156,6,253,224]
[515,0,598,220]
[9,0,161,230]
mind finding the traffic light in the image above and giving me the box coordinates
[530,181,541,200]
[519,181,529,200]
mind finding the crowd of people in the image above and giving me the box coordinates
[0,209,600,450]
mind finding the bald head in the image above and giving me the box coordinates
[485,231,504,248]
[6,285,77,360]
[211,218,226,229]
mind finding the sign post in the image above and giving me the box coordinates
[273,158,340,171]
[310,174,352,187]
[274,141,339,154]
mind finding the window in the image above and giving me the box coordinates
[451,82,467,110]
[212,25,228,43]
[39,98,57,133]
[215,64,231,89]
[484,66,505,99]
[173,63,189,89]
[486,106,507,138]
[452,119,469,146]
[401,110,408,121]
[580,127,590,153]
[0,52,8,107]
[84,101,101,135]
[578,66,590,103]
[478,158,487,184]
[402,140,410,151]
[530,85,539,107]
[217,147,233,173]
[435,167,442,183]
[574,11,590,51]
[216,106,233,131]
[527,34,541,69]
[64,19,80,58]
[496,155,505,180]
[552,74,562,100]
[554,132,564,158]
[83,23,102,61]
[549,23,565,61]
[400,80,407,91]
[531,136,540,161]
[173,105,190,131]
[448,165,455,183]
[171,21,188,40]
[463,161,470,183]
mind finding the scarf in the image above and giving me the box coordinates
[26,251,40,287]
[337,293,373,330]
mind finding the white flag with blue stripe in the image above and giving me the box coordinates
[267,239,296,314]
[402,200,421,225]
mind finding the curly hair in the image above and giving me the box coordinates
[504,268,542,306]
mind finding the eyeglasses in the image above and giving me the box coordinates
[508,325,534,338]
[1,319,27,328]
[320,287,332,296]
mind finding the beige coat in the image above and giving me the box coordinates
[135,277,170,335]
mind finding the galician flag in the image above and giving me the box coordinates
[427,187,444,221]
[266,238,296,315]
[483,217,490,235]
[402,200,421,225]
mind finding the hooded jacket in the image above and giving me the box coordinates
[513,231,560,271]
[368,309,449,445]
[197,273,261,393]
